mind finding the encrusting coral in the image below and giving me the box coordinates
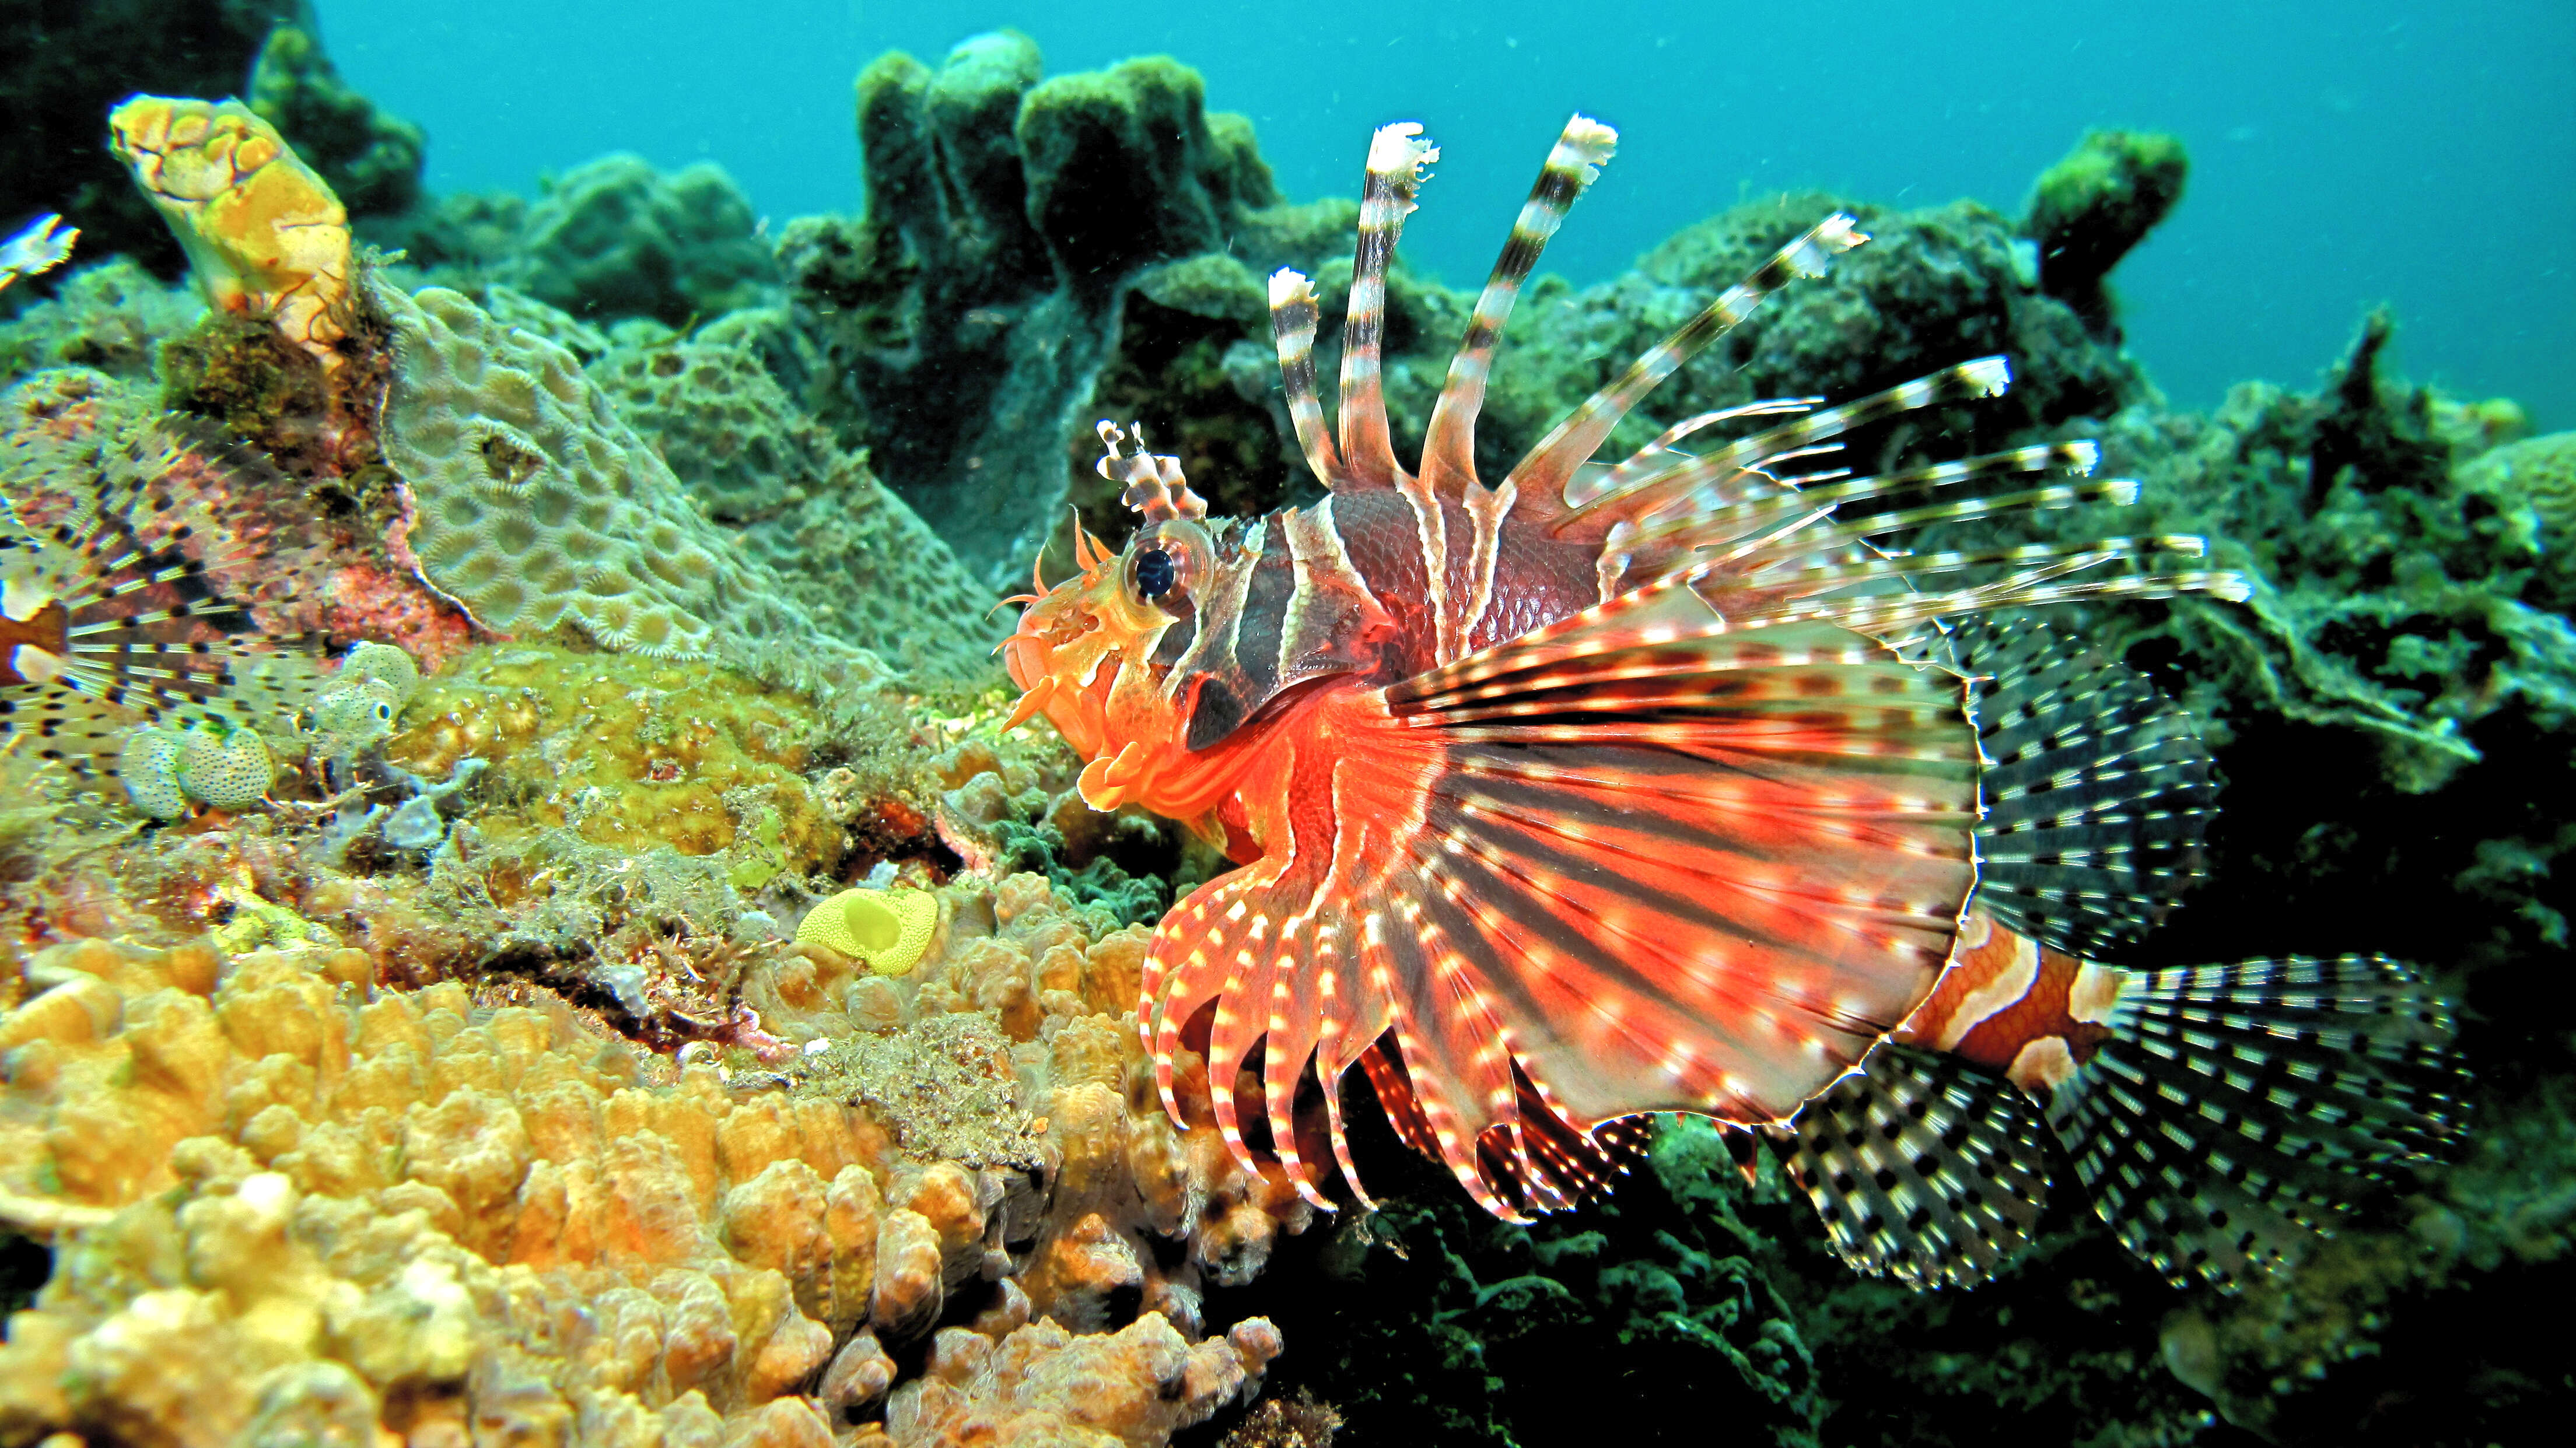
[0,869,1297,1447]
[373,278,895,689]
[589,325,1003,683]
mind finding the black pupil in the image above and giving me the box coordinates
[1135,548,1175,599]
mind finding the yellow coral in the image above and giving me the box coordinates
[0,872,1308,1447]
[796,887,939,976]
[107,95,351,364]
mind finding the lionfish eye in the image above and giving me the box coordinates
[1133,547,1176,601]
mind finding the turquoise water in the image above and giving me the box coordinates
[321,0,2576,426]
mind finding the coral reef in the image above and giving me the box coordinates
[0,260,203,387]
[373,279,892,688]
[589,324,1003,683]
[508,155,779,325]
[108,95,355,364]
[383,643,848,876]
[0,867,1298,1447]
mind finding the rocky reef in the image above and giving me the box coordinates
[2,14,2568,1446]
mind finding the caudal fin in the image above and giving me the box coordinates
[2043,955,2468,1289]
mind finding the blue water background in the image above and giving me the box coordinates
[318,1,2575,428]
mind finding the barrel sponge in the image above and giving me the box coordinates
[374,278,887,689]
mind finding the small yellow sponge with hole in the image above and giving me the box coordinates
[793,886,939,976]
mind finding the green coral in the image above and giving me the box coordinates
[2024,129,2189,308]
[1271,1117,1820,1446]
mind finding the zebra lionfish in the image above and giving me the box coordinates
[1001,118,2466,1289]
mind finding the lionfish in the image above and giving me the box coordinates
[1002,118,2465,1289]
[1,411,326,788]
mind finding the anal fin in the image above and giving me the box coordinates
[1772,1043,2051,1289]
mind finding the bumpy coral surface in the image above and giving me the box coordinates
[385,643,845,875]
[591,326,1003,683]
[374,279,893,690]
[0,867,1298,1447]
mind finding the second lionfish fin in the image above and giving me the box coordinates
[1771,1043,2052,1289]
[2042,956,2468,1289]
[2,416,330,773]
[1510,213,1868,507]
[1957,616,2217,955]
[1418,114,1619,496]
[1560,358,2014,538]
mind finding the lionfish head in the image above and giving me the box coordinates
[1000,424,1250,817]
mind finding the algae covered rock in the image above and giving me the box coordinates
[2024,128,2189,311]
[774,31,1283,579]
[512,153,779,324]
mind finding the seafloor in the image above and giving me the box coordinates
[0,7,2568,1447]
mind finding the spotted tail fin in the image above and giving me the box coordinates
[1770,1043,2052,1289]
[2038,955,2468,1289]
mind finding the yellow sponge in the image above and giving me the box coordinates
[794,887,939,976]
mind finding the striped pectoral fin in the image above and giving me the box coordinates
[2035,955,2469,1291]
[1769,1043,2052,1289]
[1349,600,1990,1212]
